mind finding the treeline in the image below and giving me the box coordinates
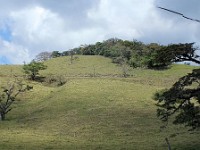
[36,38,197,69]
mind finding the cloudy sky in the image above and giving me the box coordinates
[0,0,199,64]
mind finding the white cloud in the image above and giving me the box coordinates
[0,6,69,64]
[10,6,68,49]
[0,0,200,64]
[0,39,29,64]
[87,0,172,40]
[87,0,144,38]
[3,5,109,63]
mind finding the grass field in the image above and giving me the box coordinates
[0,56,199,150]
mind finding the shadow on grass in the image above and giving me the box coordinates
[173,143,200,150]
[148,65,172,71]
[32,76,67,87]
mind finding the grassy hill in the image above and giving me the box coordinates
[0,56,199,150]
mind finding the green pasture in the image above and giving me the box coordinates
[0,56,199,149]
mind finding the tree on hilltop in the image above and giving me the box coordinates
[35,51,52,62]
[51,51,61,58]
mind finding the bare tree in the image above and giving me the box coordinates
[35,51,52,62]
[70,51,74,64]
[0,79,32,121]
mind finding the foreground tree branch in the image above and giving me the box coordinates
[154,68,200,130]
[158,6,200,23]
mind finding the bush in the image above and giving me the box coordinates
[44,75,67,87]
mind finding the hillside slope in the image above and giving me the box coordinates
[41,55,126,77]
[0,56,199,150]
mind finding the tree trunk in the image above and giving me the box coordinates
[70,55,73,64]
[31,73,35,80]
[165,138,171,150]
[0,112,5,121]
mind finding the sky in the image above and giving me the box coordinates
[0,0,200,64]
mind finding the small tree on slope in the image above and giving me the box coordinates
[0,80,32,121]
[23,61,47,80]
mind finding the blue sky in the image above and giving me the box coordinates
[0,0,200,64]
[0,24,12,42]
[0,56,11,64]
